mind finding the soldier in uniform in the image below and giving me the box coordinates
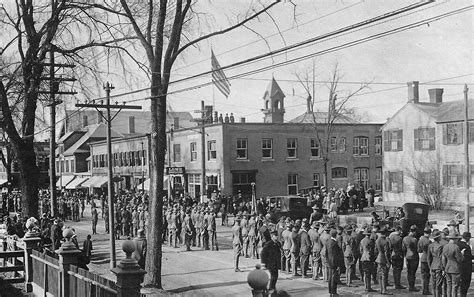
[375,226,392,295]
[326,228,344,297]
[403,225,420,292]
[232,215,243,272]
[360,228,376,293]
[169,208,178,248]
[299,222,311,278]
[208,211,218,251]
[418,227,432,295]
[388,225,405,289]
[196,209,203,248]
[282,222,292,274]
[202,209,209,250]
[308,221,322,280]
[428,229,444,297]
[248,213,258,259]
[290,224,301,277]
[320,224,331,281]
[241,212,249,257]
[442,230,463,297]
[183,210,195,251]
[342,226,356,286]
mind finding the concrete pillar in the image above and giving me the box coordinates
[22,219,41,292]
[56,228,81,296]
[112,240,146,297]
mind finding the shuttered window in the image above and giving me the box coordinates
[442,123,463,145]
[383,129,403,151]
[414,127,435,150]
[384,171,403,193]
[442,164,463,187]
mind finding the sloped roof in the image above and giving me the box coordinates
[263,77,285,99]
[63,123,123,156]
[289,111,358,124]
[412,99,474,123]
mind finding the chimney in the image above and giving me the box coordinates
[128,116,135,134]
[407,81,419,103]
[230,113,235,123]
[240,117,246,123]
[428,88,443,103]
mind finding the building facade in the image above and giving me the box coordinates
[382,81,474,209]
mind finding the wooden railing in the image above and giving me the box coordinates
[0,226,146,297]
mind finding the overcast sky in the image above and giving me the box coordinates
[96,0,473,123]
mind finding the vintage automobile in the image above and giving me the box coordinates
[266,195,313,223]
[375,201,430,237]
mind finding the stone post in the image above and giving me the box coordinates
[112,240,146,297]
[56,228,81,297]
[247,264,269,297]
[22,218,41,292]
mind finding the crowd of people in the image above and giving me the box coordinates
[248,214,473,297]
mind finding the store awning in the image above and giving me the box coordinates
[81,176,101,188]
[65,177,89,189]
[56,175,76,188]
[91,176,108,188]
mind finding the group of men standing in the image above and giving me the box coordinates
[253,215,472,297]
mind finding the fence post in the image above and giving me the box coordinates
[112,240,146,297]
[56,228,81,297]
[22,219,41,292]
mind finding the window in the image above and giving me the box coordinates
[384,171,403,193]
[442,165,463,188]
[375,167,382,191]
[288,174,298,195]
[173,144,181,162]
[142,150,147,164]
[353,137,369,156]
[339,137,346,152]
[415,172,437,194]
[383,130,403,151]
[414,127,435,150]
[208,140,217,160]
[236,138,248,160]
[310,138,320,158]
[287,138,297,158]
[262,138,273,159]
[443,123,463,145]
[354,167,369,189]
[71,160,75,172]
[135,151,140,166]
[375,137,382,155]
[331,167,347,179]
[65,160,70,172]
[330,137,337,152]
[313,173,320,187]
[469,122,474,143]
[190,142,197,161]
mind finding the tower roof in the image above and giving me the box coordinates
[263,77,285,99]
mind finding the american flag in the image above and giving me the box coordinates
[211,50,231,98]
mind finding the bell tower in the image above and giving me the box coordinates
[262,77,285,123]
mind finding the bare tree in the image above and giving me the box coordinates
[295,62,369,186]
[406,158,446,210]
[0,1,137,218]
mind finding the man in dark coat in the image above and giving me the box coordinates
[428,229,444,297]
[132,229,147,269]
[299,222,311,277]
[442,230,463,297]
[326,228,344,296]
[261,229,281,292]
[418,227,432,295]
[389,225,406,289]
[458,232,472,297]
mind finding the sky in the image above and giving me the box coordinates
[68,0,474,124]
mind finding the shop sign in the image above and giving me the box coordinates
[166,167,185,175]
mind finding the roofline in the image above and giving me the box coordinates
[89,133,150,146]
[381,101,438,131]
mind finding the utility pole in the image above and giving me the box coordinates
[141,140,145,192]
[40,45,76,218]
[191,101,208,203]
[76,82,141,268]
[464,84,470,232]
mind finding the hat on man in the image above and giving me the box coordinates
[447,220,459,226]
[447,230,461,239]
[462,232,472,240]
[431,230,441,239]
[363,228,372,235]
[423,227,432,234]
[270,229,278,236]
[410,225,418,232]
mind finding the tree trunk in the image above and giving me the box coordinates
[14,141,39,218]
[144,78,166,288]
